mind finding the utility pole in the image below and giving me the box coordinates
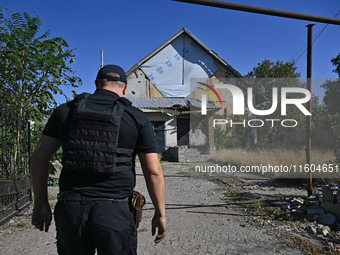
[306,24,314,197]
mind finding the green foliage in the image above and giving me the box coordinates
[0,7,82,123]
[330,114,340,165]
[321,70,340,164]
[244,59,325,145]
[213,60,328,149]
[310,96,331,132]
[213,113,253,149]
[212,56,339,178]
[0,8,82,176]
[321,78,340,116]
[246,59,300,79]
[331,53,340,77]
[214,125,235,149]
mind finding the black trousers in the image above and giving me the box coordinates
[54,197,137,255]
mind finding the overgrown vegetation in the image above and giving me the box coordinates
[210,146,335,167]
[321,76,340,166]
[0,7,81,121]
[0,7,81,177]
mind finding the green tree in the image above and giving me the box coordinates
[246,60,300,79]
[245,60,324,145]
[0,8,81,176]
[321,54,340,164]
[245,60,302,144]
[330,53,340,77]
[0,7,81,122]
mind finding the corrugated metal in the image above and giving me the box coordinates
[128,97,219,110]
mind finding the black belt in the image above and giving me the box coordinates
[58,191,129,203]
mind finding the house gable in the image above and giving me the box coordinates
[126,28,243,99]
[139,32,219,97]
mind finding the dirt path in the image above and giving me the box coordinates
[0,162,304,255]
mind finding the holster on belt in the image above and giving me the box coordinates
[130,190,145,229]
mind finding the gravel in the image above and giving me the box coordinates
[0,162,303,255]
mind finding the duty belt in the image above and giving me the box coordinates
[58,191,129,204]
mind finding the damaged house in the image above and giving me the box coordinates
[125,28,264,160]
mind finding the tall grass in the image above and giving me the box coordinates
[210,147,335,167]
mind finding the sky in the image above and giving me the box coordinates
[2,0,340,104]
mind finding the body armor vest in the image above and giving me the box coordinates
[62,93,134,174]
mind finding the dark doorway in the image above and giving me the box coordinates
[152,121,166,154]
[177,117,190,146]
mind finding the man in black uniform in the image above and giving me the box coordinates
[30,65,166,254]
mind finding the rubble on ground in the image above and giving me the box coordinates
[281,184,340,250]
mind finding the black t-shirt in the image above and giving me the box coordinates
[43,89,157,198]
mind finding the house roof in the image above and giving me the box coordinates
[126,27,242,79]
[128,97,220,110]
[127,27,268,104]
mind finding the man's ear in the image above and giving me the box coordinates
[123,84,128,95]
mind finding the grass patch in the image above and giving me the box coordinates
[224,190,244,198]
[48,192,57,200]
[210,147,335,167]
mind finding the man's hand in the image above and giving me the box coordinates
[138,153,166,244]
[152,213,167,244]
[30,135,60,232]
[31,201,52,232]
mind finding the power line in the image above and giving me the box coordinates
[290,10,340,63]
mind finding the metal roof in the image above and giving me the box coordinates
[128,97,220,110]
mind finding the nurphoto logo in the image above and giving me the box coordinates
[197,82,222,115]
[197,79,312,129]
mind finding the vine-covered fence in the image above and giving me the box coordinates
[0,102,32,225]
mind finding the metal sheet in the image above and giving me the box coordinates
[141,34,219,97]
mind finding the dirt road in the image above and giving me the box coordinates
[0,162,303,255]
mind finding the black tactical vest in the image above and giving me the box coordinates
[62,93,134,174]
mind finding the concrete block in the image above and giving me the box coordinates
[319,195,323,203]
[319,213,337,226]
[321,201,340,220]
[315,199,321,206]
[299,204,308,212]
[322,185,335,202]
[337,189,340,204]
[307,206,325,221]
